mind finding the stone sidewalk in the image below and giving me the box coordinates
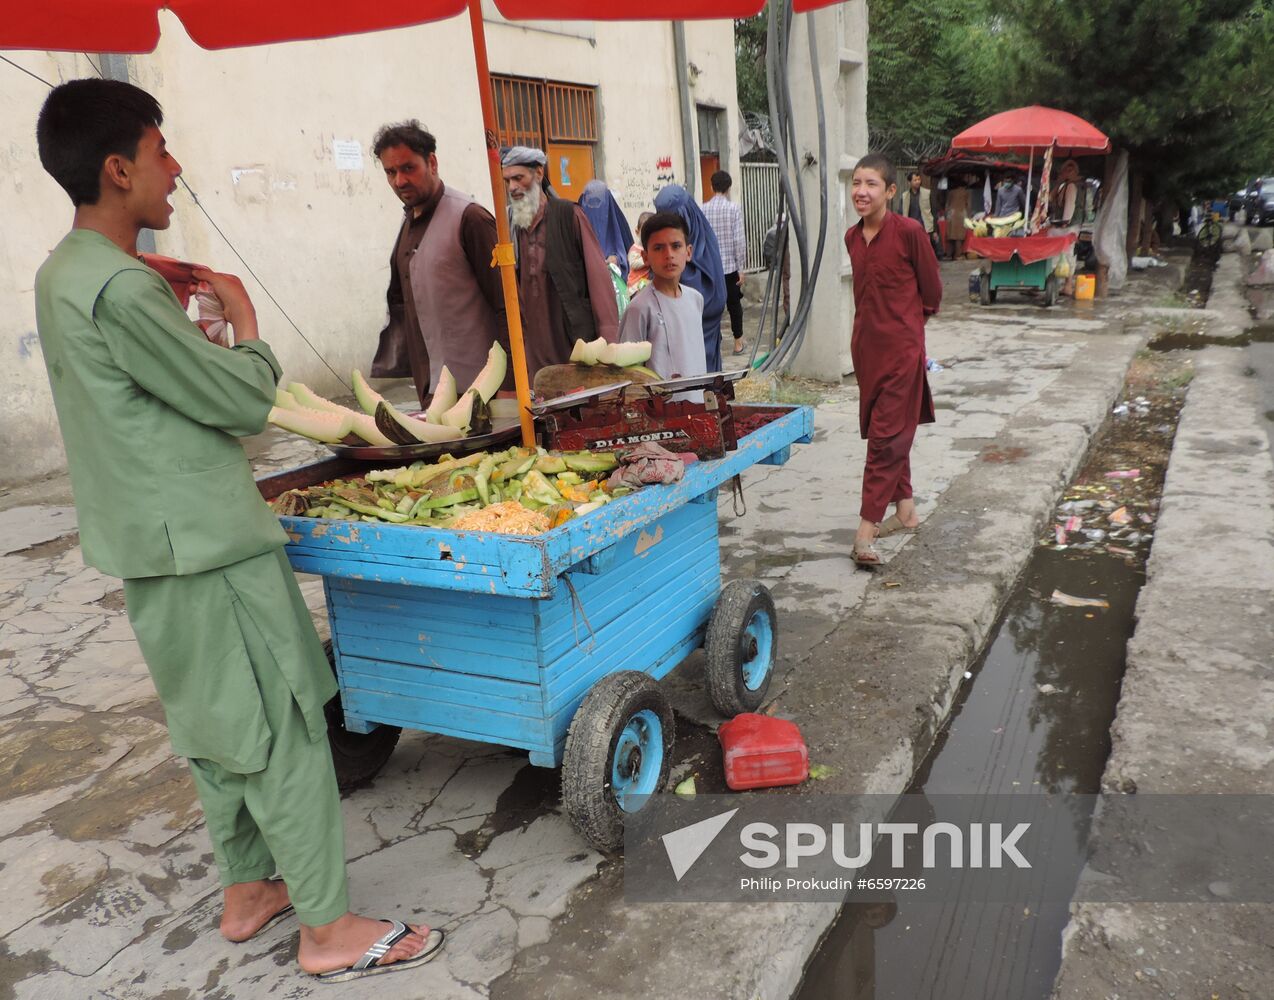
[1051,255,1274,998]
[0,260,1176,1000]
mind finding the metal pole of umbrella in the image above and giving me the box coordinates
[467,0,536,448]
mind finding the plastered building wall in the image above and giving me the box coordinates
[0,13,737,485]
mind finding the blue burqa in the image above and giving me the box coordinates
[653,184,727,372]
[579,180,634,281]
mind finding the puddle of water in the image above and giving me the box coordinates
[1150,326,1274,351]
[455,757,561,859]
[795,352,1189,1000]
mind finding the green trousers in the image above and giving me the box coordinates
[124,549,349,926]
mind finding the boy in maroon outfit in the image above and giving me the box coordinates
[844,154,943,566]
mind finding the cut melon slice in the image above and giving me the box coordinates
[441,388,478,430]
[374,402,465,445]
[465,342,508,403]
[579,337,609,365]
[569,339,590,364]
[287,382,347,415]
[610,341,652,367]
[269,406,354,444]
[351,370,386,416]
[346,412,395,448]
[274,387,301,410]
[488,398,522,421]
[424,366,458,423]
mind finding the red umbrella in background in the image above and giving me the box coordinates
[951,105,1111,157]
[4,0,844,445]
[951,106,1110,231]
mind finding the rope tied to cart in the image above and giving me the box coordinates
[563,575,598,653]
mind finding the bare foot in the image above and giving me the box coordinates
[854,516,878,551]
[298,913,433,976]
[221,879,292,943]
[893,499,921,531]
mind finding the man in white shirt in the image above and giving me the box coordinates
[703,171,748,355]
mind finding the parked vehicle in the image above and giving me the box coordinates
[1243,178,1274,226]
[1229,181,1256,217]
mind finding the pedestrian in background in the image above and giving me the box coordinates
[578,179,634,280]
[703,170,748,355]
[844,153,943,567]
[945,174,972,260]
[654,183,727,372]
[900,171,938,257]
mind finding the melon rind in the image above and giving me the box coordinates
[375,402,465,444]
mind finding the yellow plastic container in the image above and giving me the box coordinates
[1075,274,1096,300]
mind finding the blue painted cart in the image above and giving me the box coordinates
[260,403,813,849]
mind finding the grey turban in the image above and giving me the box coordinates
[501,146,548,168]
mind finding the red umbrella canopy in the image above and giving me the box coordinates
[4,0,835,53]
[951,105,1110,156]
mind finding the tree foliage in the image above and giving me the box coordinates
[735,12,769,117]
[865,0,1002,161]
[983,0,1274,198]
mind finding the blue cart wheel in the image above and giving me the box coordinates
[322,639,402,792]
[562,671,675,852]
[705,580,778,716]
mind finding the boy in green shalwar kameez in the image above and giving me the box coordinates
[34,78,445,983]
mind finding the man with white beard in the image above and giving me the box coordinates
[500,146,618,378]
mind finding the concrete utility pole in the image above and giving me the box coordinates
[786,1,868,381]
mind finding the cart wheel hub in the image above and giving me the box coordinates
[611,709,664,813]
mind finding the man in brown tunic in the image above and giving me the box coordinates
[500,146,618,377]
[372,120,510,407]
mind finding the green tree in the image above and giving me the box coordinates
[735,12,769,117]
[865,0,1002,160]
[989,0,1274,199]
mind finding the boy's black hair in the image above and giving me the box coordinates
[710,170,732,193]
[641,211,690,248]
[854,153,896,189]
[372,120,437,160]
[37,79,163,207]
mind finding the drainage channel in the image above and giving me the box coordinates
[794,347,1192,1000]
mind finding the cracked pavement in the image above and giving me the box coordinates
[0,260,1176,999]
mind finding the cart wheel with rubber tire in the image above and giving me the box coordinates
[1044,274,1059,307]
[322,639,402,791]
[705,580,778,716]
[562,671,675,851]
[979,273,992,306]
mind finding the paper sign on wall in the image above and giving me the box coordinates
[332,140,364,171]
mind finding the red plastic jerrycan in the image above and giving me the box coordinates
[718,713,809,790]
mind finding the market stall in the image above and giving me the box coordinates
[951,105,1110,306]
[256,397,813,850]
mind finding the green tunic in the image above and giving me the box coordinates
[35,229,336,772]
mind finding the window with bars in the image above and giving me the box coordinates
[491,74,597,149]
